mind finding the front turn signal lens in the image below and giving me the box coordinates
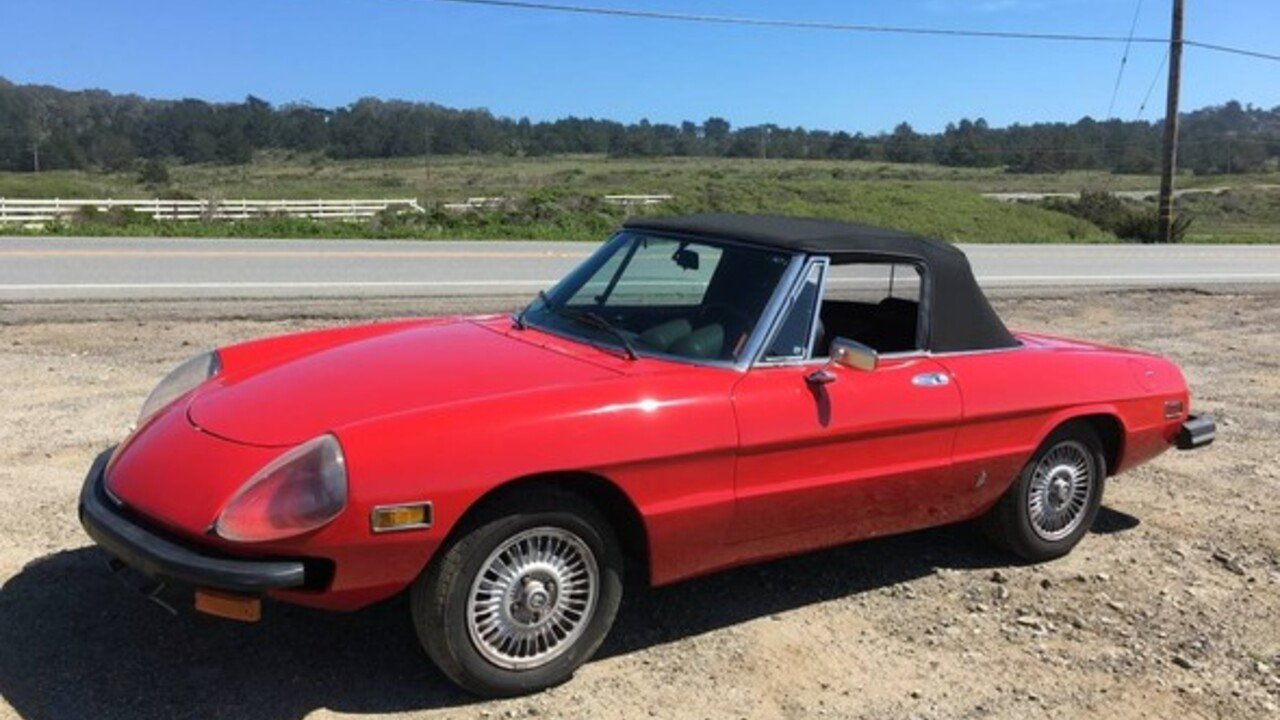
[215,434,347,543]
[371,503,433,533]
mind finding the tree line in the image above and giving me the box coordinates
[1,77,1277,175]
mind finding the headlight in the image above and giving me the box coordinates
[214,434,348,543]
[138,351,221,425]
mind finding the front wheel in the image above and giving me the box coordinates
[981,423,1107,561]
[411,489,623,697]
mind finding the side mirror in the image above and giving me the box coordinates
[830,337,878,372]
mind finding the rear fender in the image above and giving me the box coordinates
[1027,404,1127,473]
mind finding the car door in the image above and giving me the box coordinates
[728,259,965,550]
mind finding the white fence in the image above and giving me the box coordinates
[439,194,675,213]
[441,196,509,212]
[0,193,678,225]
[0,198,425,224]
[603,194,674,207]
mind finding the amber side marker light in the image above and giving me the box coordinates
[371,502,433,533]
[195,588,261,622]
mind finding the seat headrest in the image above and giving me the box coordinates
[669,324,725,360]
[638,318,693,352]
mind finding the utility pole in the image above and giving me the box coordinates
[1155,0,1184,243]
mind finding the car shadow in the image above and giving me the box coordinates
[0,508,1137,720]
[1089,505,1140,535]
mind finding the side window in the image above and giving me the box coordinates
[764,261,826,361]
[821,262,924,354]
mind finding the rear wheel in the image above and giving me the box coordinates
[981,423,1106,561]
[411,489,623,697]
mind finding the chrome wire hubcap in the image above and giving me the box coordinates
[466,527,598,670]
[1027,441,1094,541]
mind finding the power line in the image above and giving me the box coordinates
[1105,0,1145,120]
[1184,40,1280,63]
[1136,49,1170,119]
[427,0,1280,62]
[429,0,1165,44]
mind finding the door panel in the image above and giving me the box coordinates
[730,357,963,546]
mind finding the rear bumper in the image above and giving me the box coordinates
[1177,414,1215,450]
[78,448,307,593]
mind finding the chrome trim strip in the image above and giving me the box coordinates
[804,258,830,359]
[370,502,434,533]
[750,345,1025,369]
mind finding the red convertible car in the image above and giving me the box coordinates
[80,214,1213,696]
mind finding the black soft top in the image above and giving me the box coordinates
[623,213,1017,353]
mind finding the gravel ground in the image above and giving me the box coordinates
[0,290,1277,720]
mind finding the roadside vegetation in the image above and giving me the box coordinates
[1041,191,1193,244]
[30,191,1111,243]
[3,153,1277,242]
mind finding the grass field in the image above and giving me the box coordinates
[2,153,1277,242]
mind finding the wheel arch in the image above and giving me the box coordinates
[440,471,652,586]
[1037,409,1126,476]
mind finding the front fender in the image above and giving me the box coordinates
[336,366,743,591]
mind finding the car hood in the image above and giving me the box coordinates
[188,318,622,447]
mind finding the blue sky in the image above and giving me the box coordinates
[2,0,1277,133]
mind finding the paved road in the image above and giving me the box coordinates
[2,236,1279,301]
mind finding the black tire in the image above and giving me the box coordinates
[980,422,1107,562]
[411,487,624,697]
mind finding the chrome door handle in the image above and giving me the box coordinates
[912,372,950,387]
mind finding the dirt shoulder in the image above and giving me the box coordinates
[0,291,1276,720]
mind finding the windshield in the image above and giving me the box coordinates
[521,232,793,363]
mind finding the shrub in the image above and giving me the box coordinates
[69,204,147,228]
[71,205,104,224]
[1043,190,1192,243]
[138,159,170,186]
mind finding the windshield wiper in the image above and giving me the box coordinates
[535,291,638,361]
[567,309,639,361]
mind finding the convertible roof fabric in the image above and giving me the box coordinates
[623,213,1017,353]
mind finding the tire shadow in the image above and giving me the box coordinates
[0,507,1139,720]
[1089,505,1141,535]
